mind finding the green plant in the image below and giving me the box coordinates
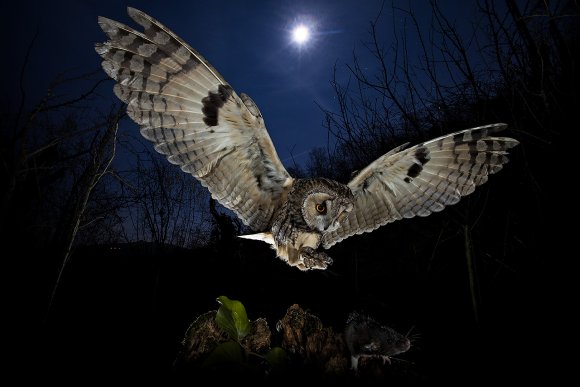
[202,296,286,376]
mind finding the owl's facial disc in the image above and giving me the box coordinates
[304,190,354,232]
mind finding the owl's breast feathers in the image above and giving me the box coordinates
[241,179,345,270]
[270,196,321,247]
[239,199,323,269]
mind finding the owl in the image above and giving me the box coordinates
[95,8,519,271]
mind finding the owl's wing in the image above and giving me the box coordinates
[322,123,519,248]
[96,7,293,231]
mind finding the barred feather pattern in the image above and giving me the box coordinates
[95,7,292,231]
[322,123,519,248]
[95,8,519,271]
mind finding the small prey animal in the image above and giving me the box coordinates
[344,311,411,371]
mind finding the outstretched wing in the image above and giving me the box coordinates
[95,7,293,231]
[322,123,519,248]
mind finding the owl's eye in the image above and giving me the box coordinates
[315,203,327,214]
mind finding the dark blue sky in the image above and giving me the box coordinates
[2,0,479,167]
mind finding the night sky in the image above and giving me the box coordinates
[3,0,478,167]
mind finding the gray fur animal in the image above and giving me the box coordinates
[96,7,519,271]
[344,312,411,371]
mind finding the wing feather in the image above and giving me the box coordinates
[96,7,293,231]
[322,123,518,248]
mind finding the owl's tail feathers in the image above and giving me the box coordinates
[238,232,275,245]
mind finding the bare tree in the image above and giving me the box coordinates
[0,62,129,316]
[48,106,123,308]
[114,143,212,249]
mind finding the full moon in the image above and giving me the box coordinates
[292,25,310,44]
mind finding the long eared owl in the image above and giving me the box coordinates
[95,8,519,271]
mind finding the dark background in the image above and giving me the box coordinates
[2,0,571,384]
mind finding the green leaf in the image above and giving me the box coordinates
[264,347,287,370]
[201,341,245,369]
[215,296,251,341]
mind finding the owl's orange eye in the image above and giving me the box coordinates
[315,203,327,214]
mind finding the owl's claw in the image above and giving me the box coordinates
[300,247,333,270]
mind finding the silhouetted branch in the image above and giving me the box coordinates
[15,29,39,136]
[48,105,123,313]
[39,77,109,112]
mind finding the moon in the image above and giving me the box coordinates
[292,24,310,44]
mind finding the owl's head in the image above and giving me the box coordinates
[296,178,354,233]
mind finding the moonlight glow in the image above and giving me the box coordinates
[292,25,310,44]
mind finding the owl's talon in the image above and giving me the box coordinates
[300,247,333,270]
